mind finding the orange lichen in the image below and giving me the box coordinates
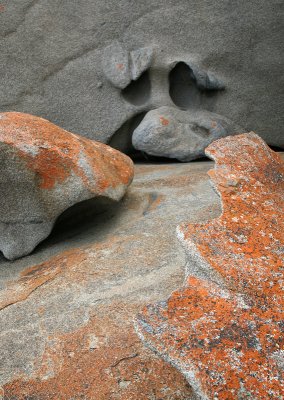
[160,116,170,126]
[0,112,134,191]
[116,63,125,70]
[0,248,87,311]
[136,133,284,398]
[3,302,193,400]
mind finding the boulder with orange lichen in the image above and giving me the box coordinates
[136,133,284,399]
[0,112,134,260]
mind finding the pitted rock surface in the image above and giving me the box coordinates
[136,133,284,399]
[132,106,243,161]
[0,112,133,260]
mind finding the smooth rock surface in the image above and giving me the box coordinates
[0,0,283,154]
[133,106,243,161]
[0,112,134,260]
[0,160,222,399]
[136,134,284,399]
[102,41,153,89]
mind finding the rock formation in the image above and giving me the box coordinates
[0,1,283,158]
[0,159,220,399]
[136,133,284,399]
[0,112,134,260]
[132,106,243,161]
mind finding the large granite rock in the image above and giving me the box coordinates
[136,134,284,399]
[0,112,134,260]
[0,1,283,157]
[0,160,222,399]
[132,106,244,161]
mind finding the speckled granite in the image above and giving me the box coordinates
[1,160,222,399]
[136,133,284,399]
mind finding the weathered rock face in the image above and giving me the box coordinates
[132,107,243,161]
[136,133,284,399]
[0,160,222,399]
[0,1,283,156]
[0,112,134,260]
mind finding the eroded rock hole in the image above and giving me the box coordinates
[108,112,147,155]
[122,71,151,106]
[269,145,284,152]
[109,112,178,162]
[169,62,201,110]
[37,196,121,251]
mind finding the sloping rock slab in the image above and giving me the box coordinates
[0,161,223,399]
[0,112,134,260]
[136,133,284,399]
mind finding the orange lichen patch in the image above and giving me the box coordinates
[116,63,125,70]
[0,112,133,191]
[136,133,284,398]
[160,116,170,126]
[0,248,87,311]
[3,302,193,400]
[0,229,165,313]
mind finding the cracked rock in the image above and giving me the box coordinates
[132,106,243,161]
[0,112,134,260]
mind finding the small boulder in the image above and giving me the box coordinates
[0,112,134,260]
[132,106,243,161]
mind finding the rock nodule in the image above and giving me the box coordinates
[0,112,134,260]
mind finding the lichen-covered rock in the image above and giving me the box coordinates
[0,112,134,260]
[136,133,284,399]
[132,107,243,161]
[0,159,219,399]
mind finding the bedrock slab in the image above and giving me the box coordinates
[0,160,223,399]
[0,112,133,260]
[136,134,284,399]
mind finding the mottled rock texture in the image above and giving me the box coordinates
[0,112,133,260]
[0,161,222,399]
[133,107,243,161]
[136,133,284,399]
[0,0,283,157]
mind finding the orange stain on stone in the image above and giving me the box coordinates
[0,248,87,311]
[0,112,134,191]
[136,133,284,399]
[160,116,169,126]
[3,302,193,400]
[116,63,125,70]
